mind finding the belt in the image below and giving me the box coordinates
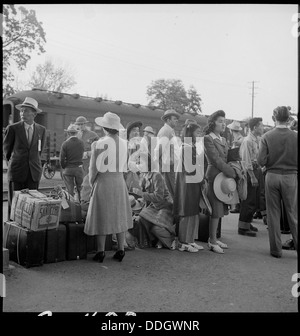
[267,169,297,175]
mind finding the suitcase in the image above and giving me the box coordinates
[86,234,113,253]
[62,222,87,260]
[197,212,221,242]
[3,221,46,268]
[59,201,82,223]
[44,225,67,263]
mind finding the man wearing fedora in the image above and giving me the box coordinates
[140,126,156,155]
[59,124,85,201]
[75,116,99,177]
[257,106,297,258]
[227,120,244,149]
[154,109,181,199]
[238,117,264,237]
[3,97,46,219]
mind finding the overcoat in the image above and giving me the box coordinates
[204,133,236,218]
[84,134,133,236]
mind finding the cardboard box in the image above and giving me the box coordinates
[10,190,62,231]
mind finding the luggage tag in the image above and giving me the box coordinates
[61,194,70,209]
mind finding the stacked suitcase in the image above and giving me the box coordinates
[4,189,113,268]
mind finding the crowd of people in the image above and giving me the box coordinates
[3,96,298,263]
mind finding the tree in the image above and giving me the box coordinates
[2,4,46,97]
[28,59,77,92]
[186,85,202,115]
[146,79,202,114]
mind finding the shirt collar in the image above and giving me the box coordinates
[24,122,34,129]
[209,132,222,141]
[276,125,288,128]
[249,131,259,141]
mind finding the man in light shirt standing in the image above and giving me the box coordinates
[238,117,264,237]
[154,109,181,200]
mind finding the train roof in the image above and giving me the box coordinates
[4,88,209,127]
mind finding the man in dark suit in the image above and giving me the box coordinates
[3,97,46,219]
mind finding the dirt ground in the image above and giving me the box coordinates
[2,201,298,313]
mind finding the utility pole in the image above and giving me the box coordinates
[248,81,259,118]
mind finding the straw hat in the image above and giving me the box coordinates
[161,109,181,121]
[16,97,42,113]
[143,126,155,134]
[64,124,79,133]
[129,195,143,212]
[75,116,89,125]
[213,172,239,204]
[95,112,124,130]
[227,121,242,131]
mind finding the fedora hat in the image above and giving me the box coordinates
[143,126,155,134]
[129,195,143,212]
[95,112,124,131]
[64,124,79,133]
[227,121,242,131]
[16,97,42,113]
[161,109,181,121]
[75,116,89,125]
[126,121,143,140]
[213,172,239,205]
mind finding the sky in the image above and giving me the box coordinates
[10,4,298,125]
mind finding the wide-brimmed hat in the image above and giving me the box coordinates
[16,97,42,113]
[213,172,239,204]
[75,116,89,125]
[95,112,124,131]
[143,126,155,134]
[161,109,181,121]
[64,124,79,133]
[129,194,143,212]
[227,121,242,131]
[126,121,143,140]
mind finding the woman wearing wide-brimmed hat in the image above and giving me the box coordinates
[203,110,236,253]
[84,112,133,263]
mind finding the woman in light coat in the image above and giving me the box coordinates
[84,112,133,262]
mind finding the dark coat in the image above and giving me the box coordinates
[204,134,236,218]
[173,143,202,217]
[3,121,46,183]
[204,134,236,181]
